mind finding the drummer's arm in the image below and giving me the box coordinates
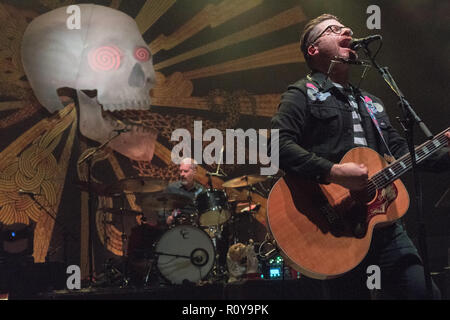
[166,209,181,225]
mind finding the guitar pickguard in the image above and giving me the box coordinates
[367,183,398,223]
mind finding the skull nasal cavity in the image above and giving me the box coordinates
[129,63,146,87]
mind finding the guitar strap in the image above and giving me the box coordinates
[359,95,394,158]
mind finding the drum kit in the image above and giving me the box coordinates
[76,172,271,287]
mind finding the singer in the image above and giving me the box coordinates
[271,13,450,299]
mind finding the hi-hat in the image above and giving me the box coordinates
[222,174,267,188]
[106,177,168,195]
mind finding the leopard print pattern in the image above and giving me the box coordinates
[114,89,257,179]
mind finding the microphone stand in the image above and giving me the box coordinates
[21,192,78,265]
[77,130,126,286]
[361,44,434,299]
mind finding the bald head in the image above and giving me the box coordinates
[179,158,197,189]
[180,158,197,170]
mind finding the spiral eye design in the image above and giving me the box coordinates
[134,47,151,62]
[88,46,121,71]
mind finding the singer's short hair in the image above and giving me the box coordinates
[300,14,341,66]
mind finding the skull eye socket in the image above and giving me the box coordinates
[134,47,151,62]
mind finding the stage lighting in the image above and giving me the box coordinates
[0,223,34,261]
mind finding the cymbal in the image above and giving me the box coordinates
[99,207,144,216]
[138,192,193,210]
[73,180,111,196]
[106,177,168,194]
[222,174,268,188]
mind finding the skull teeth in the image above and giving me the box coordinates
[102,100,150,111]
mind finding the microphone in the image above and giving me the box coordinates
[350,35,382,50]
[18,189,40,196]
[113,128,130,134]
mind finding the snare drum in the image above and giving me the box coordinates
[155,225,215,284]
[196,189,231,226]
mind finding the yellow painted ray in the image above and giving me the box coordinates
[149,0,263,54]
[135,0,176,34]
[183,42,304,80]
[154,6,306,70]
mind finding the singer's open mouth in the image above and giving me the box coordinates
[339,37,352,49]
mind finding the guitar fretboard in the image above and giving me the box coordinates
[370,128,449,190]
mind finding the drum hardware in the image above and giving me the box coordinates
[101,258,127,287]
[126,222,164,287]
[152,248,210,266]
[206,145,227,187]
[76,129,128,286]
[257,234,279,260]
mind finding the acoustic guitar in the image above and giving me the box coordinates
[266,127,449,279]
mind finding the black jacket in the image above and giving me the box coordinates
[271,72,449,183]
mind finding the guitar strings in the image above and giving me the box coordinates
[365,132,447,194]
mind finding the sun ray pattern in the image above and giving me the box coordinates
[183,43,303,80]
[149,0,263,55]
[135,0,176,34]
[154,6,306,70]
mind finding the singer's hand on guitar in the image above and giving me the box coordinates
[328,162,369,191]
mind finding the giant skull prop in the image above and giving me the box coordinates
[21,4,157,162]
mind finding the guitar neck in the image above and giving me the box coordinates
[370,127,449,189]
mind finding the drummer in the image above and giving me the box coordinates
[165,158,205,226]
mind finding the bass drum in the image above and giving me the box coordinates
[155,225,215,284]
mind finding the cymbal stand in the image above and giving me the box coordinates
[77,130,125,286]
[119,196,129,287]
[244,184,258,242]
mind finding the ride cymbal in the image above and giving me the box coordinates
[222,174,267,188]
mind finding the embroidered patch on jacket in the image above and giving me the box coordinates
[364,96,378,114]
[307,83,331,102]
[373,102,384,113]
